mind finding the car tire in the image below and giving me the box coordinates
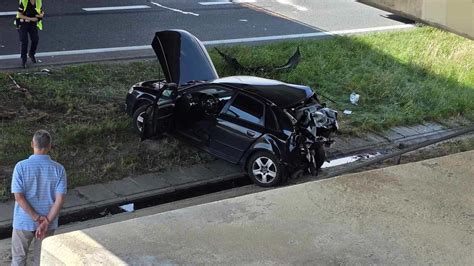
[132,104,148,133]
[247,151,282,187]
[315,144,326,170]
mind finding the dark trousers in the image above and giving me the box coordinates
[17,22,39,63]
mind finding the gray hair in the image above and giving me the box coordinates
[33,129,52,149]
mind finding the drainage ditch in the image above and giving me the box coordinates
[0,177,251,240]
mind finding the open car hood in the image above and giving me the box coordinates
[151,30,219,85]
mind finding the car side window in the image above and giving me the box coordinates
[181,86,234,115]
[226,94,264,125]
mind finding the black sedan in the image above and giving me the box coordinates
[125,30,338,187]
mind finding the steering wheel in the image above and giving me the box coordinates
[200,94,221,116]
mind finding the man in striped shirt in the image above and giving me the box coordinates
[11,129,66,266]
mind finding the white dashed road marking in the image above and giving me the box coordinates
[199,1,233,5]
[149,1,199,16]
[199,0,256,5]
[82,5,151,12]
[0,11,17,16]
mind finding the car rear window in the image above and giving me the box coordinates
[226,94,264,125]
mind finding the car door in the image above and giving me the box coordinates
[209,93,265,163]
[174,85,234,144]
[140,84,178,140]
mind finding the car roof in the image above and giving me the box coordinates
[211,76,314,108]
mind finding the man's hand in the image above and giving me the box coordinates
[35,216,49,240]
[36,12,44,19]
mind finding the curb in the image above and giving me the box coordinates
[61,171,246,217]
[0,172,246,231]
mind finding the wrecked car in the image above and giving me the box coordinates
[125,30,338,187]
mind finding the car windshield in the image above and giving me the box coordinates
[197,88,233,100]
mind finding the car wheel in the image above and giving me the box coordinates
[315,144,326,169]
[247,151,282,187]
[132,104,148,133]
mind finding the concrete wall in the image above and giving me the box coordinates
[359,0,474,39]
[40,151,474,265]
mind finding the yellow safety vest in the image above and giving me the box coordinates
[15,0,43,30]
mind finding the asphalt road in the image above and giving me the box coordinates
[0,0,413,68]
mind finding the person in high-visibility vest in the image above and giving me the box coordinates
[16,0,44,68]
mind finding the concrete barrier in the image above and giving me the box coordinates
[359,0,474,39]
[41,150,474,264]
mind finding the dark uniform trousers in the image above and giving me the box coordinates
[18,22,39,63]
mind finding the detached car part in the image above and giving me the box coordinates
[125,30,338,187]
[215,47,301,73]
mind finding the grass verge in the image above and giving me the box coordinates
[0,26,473,201]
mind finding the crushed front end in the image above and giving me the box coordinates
[284,95,338,177]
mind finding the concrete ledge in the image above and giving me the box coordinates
[41,150,474,265]
[358,0,474,40]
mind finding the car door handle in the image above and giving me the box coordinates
[246,130,256,137]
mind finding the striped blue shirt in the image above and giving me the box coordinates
[11,155,67,231]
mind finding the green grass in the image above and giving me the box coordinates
[0,62,215,201]
[210,26,474,132]
[0,26,473,201]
